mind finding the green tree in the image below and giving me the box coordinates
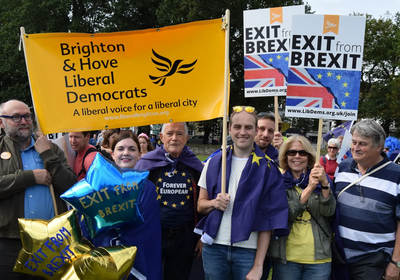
[359,12,400,136]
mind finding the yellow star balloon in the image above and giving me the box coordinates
[61,246,137,280]
[13,210,94,279]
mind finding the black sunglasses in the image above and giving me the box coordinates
[286,150,309,156]
[328,146,338,150]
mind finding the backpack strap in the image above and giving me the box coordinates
[77,147,98,177]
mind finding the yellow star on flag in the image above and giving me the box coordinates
[317,74,322,79]
[190,187,193,191]
[164,172,169,176]
[345,92,350,97]
[158,178,162,182]
[341,101,346,107]
[157,195,161,200]
[187,179,191,183]
[251,152,263,166]
[172,203,177,208]
[269,58,273,62]
[187,195,190,199]
[174,170,178,174]
[156,187,160,191]
[277,55,281,59]
[163,201,168,205]
[336,75,342,80]
[327,71,332,77]
[180,201,185,205]
[285,57,289,61]
[343,82,348,87]
[182,172,186,177]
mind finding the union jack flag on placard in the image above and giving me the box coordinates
[244,55,285,89]
[286,67,339,108]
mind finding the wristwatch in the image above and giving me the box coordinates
[321,182,330,190]
[390,259,400,268]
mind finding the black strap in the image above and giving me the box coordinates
[77,147,98,177]
[307,208,331,241]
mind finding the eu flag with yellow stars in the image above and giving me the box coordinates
[323,120,352,143]
[307,69,361,110]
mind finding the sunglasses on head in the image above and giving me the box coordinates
[286,150,309,157]
[232,106,256,113]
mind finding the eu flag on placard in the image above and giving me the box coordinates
[323,120,352,143]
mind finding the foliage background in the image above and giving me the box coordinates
[0,1,398,138]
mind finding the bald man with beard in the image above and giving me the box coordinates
[0,100,77,279]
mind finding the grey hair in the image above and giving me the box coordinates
[351,119,386,148]
[328,138,341,149]
[161,122,188,135]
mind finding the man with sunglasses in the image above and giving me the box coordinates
[0,100,77,279]
[196,106,288,280]
[255,112,283,164]
[334,119,400,280]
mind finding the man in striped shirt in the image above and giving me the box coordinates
[334,119,400,280]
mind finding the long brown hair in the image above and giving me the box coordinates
[101,129,119,149]
[138,133,154,152]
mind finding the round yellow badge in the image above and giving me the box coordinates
[1,152,11,160]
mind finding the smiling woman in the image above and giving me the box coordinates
[111,133,141,168]
[78,132,162,279]
[270,135,335,280]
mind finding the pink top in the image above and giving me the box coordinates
[319,155,338,181]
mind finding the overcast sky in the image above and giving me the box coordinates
[305,0,398,19]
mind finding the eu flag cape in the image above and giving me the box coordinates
[195,144,288,244]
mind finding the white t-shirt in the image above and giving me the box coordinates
[199,156,259,249]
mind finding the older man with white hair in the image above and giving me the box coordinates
[135,122,204,280]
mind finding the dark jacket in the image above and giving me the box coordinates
[0,135,77,238]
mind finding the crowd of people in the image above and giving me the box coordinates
[1,99,400,280]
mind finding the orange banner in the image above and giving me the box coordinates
[21,19,226,134]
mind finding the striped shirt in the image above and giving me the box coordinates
[334,153,400,263]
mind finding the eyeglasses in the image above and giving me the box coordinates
[0,114,33,123]
[232,106,256,113]
[328,146,338,150]
[286,150,309,156]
